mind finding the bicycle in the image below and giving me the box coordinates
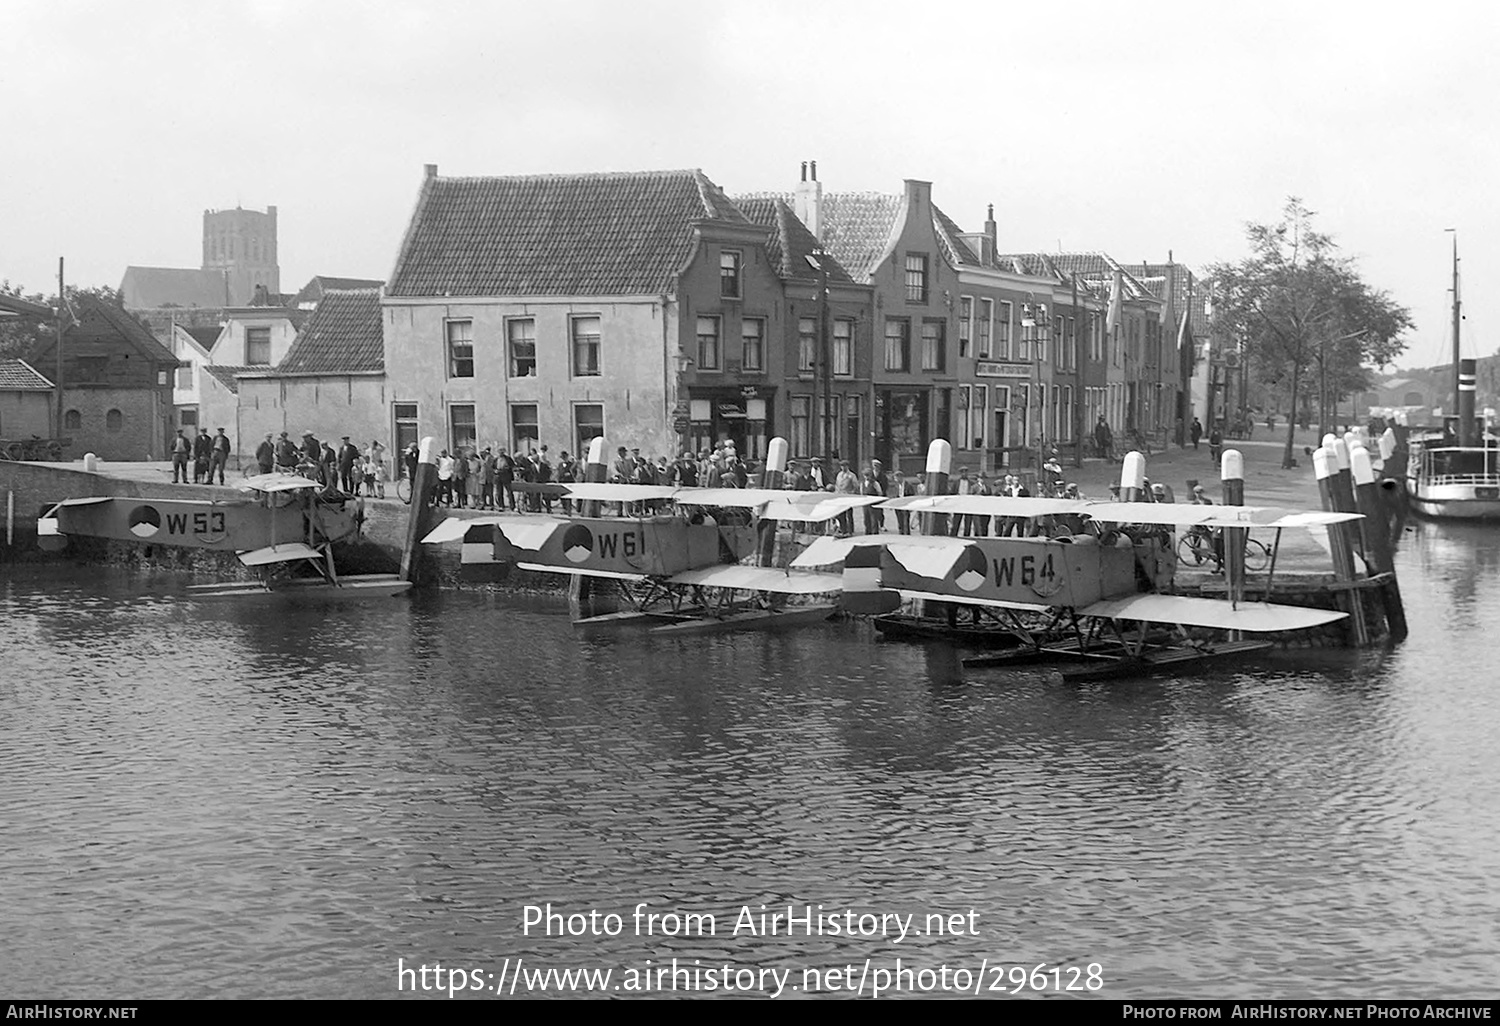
[1176,529,1270,572]
[396,475,413,504]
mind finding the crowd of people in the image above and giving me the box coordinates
[249,430,389,497]
[169,427,233,485]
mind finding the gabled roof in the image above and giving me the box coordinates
[290,275,384,308]
[203,365,249,394]
[183,326,222,351]
[119,266,231,309]
[816,193,905,284]
[995,252,1158,303]
[58,295,180,365]
[1132,261,1213,333]
[388,169,749,297]
[0,358,53,390]
[732,196,855,284]
[270,288,383,375]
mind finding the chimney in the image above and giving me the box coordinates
[794,158,823,241]
[424,163,438,179]
[903,179,932,216]
[1459,358,1478,446]
[984,203,997,246]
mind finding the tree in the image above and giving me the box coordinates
[1210,198,1414,469]
[0,281,127,361]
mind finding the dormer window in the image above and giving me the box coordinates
[720,250,742,299]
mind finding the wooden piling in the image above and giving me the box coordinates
[399,436,438,583]
[1352,445,1407,641]
[1221,450,1246,640]
[1315,447,1368,645]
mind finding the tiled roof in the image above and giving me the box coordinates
[1133,262,1213,334]
[388,169,748,297]
[273,288,383,375]
[996,252,1158,302]
[73,295,180,364]
[0,358,53,390]
[733,196,855,284]
[817,193,905,284]
[203,365,249,395]
[119,266,231,309]
[291,275,384,308]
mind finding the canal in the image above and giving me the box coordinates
[1,521,1496,999]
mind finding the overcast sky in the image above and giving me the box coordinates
[4,0,1494,370]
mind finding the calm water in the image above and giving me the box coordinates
[1,523,1497,1000]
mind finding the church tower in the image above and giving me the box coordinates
[201,205,280,305]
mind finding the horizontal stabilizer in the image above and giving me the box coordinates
[760,494,885,522]
[421,515,564,547]
[238,472,321,494]
[239,543,324,566]
[666,565,843,594]
[881,495,1086,518]
[1079,593,1346,632]
[790,533,957,569]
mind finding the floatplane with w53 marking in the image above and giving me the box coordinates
[38,472,411,600]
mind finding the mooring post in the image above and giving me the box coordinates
[1121,450,1146,503]
[921,439,953,624]
[1314,447,1368,646]
[582,437,607,518]
[757,436,788,567]
[1327,435,1365,567]
[1221,450,1246,630]
[1352,445,1407,641]
[399,437,438,584]
[1376,428,1406,548]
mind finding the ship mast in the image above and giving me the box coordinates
[1451,231,1461,418]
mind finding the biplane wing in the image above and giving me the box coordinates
[880,494,1088,518]
[890,589,1053,613]
[674,487,805,507]
[666,565,843,594]
[1078,593,1346,632]
[1197,509,1363,529]
[515,562,648,581]
[558,483,679,503]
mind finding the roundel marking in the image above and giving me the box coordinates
[128,504,161,538]
[562,523,594,563]
[953,545,987,592]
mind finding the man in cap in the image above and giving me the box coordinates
[170,428,191,483]
[301,430,322,483]
[275,431,298,471]
[255,432,276,475]
[192,427,212,483]
[210,427,232,484]
[337,435,361,494]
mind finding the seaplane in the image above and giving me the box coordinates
[37,471,412,600]
[797,444,1361,681]
[417,438,884,635]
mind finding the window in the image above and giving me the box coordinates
[696,316,720,370]
[180,409,198,428]
[972,385,987,449]
[797,317,816,374]
[176,365,193,389]
[978,298,993,358]
[720,251,742,298]
[790,395,811,457]
[64,409,81,430]
[958,385,972,449]
[572,316,601,376]
[958,296,972,358]
[884,318,910,372]
[844,395,861,465]
[449,403,476,452]
[106,409,123,433]
[394,403,418,470]
[246,326,271,366]
[509,318,536,377]
[511,404,539,451]
[921,319,946,372]
[575,404,604,456]
[741,318,764,371]
[904,253,929,303]
[998,300,1013,360]
[446,319,474,378]
[833,318,853,376]
[1019,321,1032,362]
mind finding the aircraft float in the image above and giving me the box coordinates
[37,471,412,600]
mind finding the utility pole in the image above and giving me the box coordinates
[1072,273,1083,470]
[54,257,65,439]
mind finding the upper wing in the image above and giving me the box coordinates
[560,483,679,503]
[881,494,1088,518]
[674,487,805,508]
[1078,593,1346,632]
[666,565,843,594]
